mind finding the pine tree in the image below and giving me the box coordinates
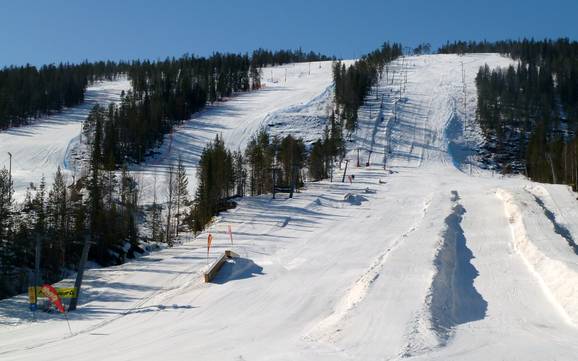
[190,135,234,233]
[165,164,175,246]
[174,155,190,236]
[309,141,326,181]
[149,175,164,243]
[0,168,14,275]
[46,166,68,270]
[277,135,306,187]
[232,150,245,197]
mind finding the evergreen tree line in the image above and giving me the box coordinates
[333,42,403,132]
[250,48,335,68]
[0,61,127,129]
[189,130,305,233]
[190,125,349,233]
[0,48,331,135]
[412,43,432,55]
[82,50,338,167]
[0,49,334,130]
[0,162,140,300]
[0,102,175,299]
[465,39,578,186]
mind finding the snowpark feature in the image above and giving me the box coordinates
[2,54,578,360]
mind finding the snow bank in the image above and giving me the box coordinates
[411,191,486,354]
[497,188,578,325]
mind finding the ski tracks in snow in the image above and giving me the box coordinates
[305,195,433,344]
[497,187,578,326]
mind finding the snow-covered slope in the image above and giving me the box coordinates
[3,54,578,361]
[130,60,342,203]
[0,79,131,201]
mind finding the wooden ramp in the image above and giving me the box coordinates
[204,250,239,283]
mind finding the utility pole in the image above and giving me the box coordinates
[289,164,296,199]
[342,160,350,183]
[69,238,93,311]
[33,234,41,311]
[356,148,361,167]
[385,65,389,85]
[7,152,12,186]
[272,168,277,199]
[461,61,467,130]
[384,151,387,170]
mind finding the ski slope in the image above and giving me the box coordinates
[3,54,578,360]
[129,60,343,203]
[0,79,131,201]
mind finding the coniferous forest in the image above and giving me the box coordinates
[441,39,578,186]
[333,42,403,132]
[0,61,127,130]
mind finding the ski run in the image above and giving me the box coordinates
[2,54,578,360]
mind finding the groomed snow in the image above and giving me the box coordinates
[2,54,578,361]
[0,79,131,201]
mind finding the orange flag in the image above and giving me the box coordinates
[40,284,65,313]
[207,233,213,256]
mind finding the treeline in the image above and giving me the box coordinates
[0,102,198,299]
[83,53,257,165]
[83,49,340,167]
[438,40,512,55]
[190,110,349,233]
[470,39,578,186]
[0,61,127,129]
[0,142,140,299]
[250,48,334,68]
[189,130,307,232]
[333,42,403,132]
[0,48,332,132]
[0,98,196,298]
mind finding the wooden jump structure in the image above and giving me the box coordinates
[204,250,239,283]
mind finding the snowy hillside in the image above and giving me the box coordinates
[3,54,578,360]
[128,60,345,203]
[0,79,131,201]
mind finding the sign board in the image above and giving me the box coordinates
[28,287,77,303]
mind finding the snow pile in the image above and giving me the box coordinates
[497,188,578,325]
[343,193,368,205]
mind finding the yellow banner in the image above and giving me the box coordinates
[28,287,77,303]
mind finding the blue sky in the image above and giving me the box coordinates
[1,0,577,67]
